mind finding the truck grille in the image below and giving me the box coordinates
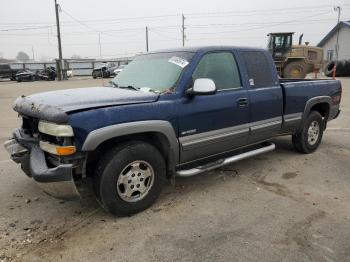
[22,116,39,136]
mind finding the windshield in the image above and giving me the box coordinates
[111,52,194,93]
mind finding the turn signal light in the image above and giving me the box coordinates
[39,141,76,156]
[56,146,76,156]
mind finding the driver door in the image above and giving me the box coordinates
[178,51,250,164]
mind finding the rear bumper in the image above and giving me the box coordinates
[4,128,80,200]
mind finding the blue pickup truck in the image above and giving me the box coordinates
[4,46,342,216]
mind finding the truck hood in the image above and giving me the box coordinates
[13,86,159,123]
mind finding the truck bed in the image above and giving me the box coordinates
[281,79,341,116]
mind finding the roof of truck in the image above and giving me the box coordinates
[149,46,266,54]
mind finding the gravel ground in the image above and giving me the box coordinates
[0,77,349,262]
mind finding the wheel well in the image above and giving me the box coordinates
[310,103,329,119]
[84,132,172,178]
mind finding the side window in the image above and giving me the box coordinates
[192,52,241,90]
[241,51,274,88]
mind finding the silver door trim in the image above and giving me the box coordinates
[180,116,283,151]
[180,123,250,151]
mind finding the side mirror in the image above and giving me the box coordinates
[186,78,217,96]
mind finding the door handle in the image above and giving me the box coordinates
[237,98,248,107]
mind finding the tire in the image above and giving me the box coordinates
[336,60,346,76]
[325,61,335,77]
[292,111,324,154]
[325,60,349,77]
[343,60,350,76]
[17,77,21,82]
[93,141,166,216]
[92,72,97,79]
[283,61,308,78]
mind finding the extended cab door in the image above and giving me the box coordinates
[178,51,250,163]
[240,51,283,143]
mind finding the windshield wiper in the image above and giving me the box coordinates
[118,85,139,91]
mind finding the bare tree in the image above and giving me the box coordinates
[16,51,30,62]
[71,54,82,59]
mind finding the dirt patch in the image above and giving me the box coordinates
[283,211,327,260]
[282,172,298,180]
[251,172,298,200]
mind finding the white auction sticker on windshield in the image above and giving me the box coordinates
[168,56,189,68]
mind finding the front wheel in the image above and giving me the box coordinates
[292,111,324,154]
[93,141,166,216]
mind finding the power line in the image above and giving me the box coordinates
[2,3,349,27]
[151,29,182,41]
[0,25,53,32]
[2,16,346,38]
[2,14,346,38]
[187,11,332,35]
[186,4,350,16]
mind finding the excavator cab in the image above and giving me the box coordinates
[267,32,294,61]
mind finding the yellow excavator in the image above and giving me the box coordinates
[267,32,324,78]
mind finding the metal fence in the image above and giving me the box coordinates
[9,57,133,76]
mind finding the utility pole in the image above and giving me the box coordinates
[54,0,63,80]
[182,14,186,47]
[146,26,149,52]
[31,46,35,61]
[334,6,342,61]
[98,33,102,58]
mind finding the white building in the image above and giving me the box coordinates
[318,21,350,61]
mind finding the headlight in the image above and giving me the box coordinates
[38,121,74,137]
[39,141,76,156]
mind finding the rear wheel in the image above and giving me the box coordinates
[283,61,308,78]
[292,111,324,154]
[93,141,166,216]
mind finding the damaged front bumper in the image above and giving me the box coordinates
[4,128,81,200]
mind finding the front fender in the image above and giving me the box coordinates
[81,120,179,165]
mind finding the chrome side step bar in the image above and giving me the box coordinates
[176,142,275,177]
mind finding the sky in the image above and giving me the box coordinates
[0,0,349,61]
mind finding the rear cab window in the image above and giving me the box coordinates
[241,51,276,88]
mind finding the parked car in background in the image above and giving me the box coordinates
[67,69,73,78]
[15,70,38,82]
[113,64,127,76]
[0,64,19,80]
[37,66,56,81]
[92,62,118,78]
[15,67,56,82]
[4,46,342,216]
